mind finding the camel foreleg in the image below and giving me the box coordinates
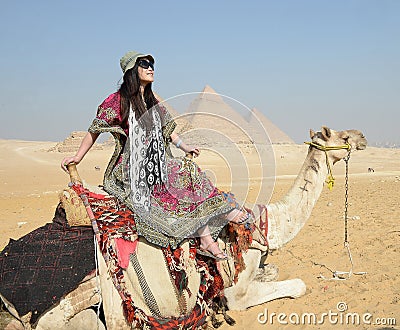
[223,249,306,310]
[225,278,306,311]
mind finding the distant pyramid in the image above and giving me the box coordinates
[48,131,103,153]
[196,85,226,103]
[183,85,252,146]
[247,108,294,144]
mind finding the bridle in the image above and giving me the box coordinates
[304,140,352,241]
[304,140,366,280]
[304,141,351,190]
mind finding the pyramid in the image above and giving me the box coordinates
[48,131,104,153]
[247,108,294,144]
[193,85,226,104]
[183,85,253,146]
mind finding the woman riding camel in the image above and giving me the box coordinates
[61,50,251,260]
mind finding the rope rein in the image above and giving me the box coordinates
[344,153,350,244]
[304,141,366,281]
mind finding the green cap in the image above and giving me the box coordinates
[120,50,155,74]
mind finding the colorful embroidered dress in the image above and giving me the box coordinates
[88,91,236,248]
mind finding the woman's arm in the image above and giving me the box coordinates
[61,132,100,172]
[170,132,200,157]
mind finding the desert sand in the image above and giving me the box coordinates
[0,138,399,329]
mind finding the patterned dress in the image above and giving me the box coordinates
[88,91,237,248]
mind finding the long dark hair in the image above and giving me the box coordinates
[119,63,158,130]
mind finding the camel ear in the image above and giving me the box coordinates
[309,129,315,139]
[321,126,331,140]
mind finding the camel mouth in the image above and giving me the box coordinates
[356,142,367,150]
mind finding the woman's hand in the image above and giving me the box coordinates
[187,147,200,158]
[170,133,200,157]
[180,142,200,157]
[61,155,81,173]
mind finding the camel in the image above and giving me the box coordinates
[2,126,367,329]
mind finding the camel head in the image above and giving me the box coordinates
[309,126,367,164]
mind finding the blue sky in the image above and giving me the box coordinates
[1,0,399,144]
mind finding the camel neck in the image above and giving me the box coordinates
[267,147,329,249]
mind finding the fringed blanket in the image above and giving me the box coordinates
[71,183,225,329]
[0,184,254,329]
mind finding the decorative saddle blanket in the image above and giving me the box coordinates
[0,183,255,329]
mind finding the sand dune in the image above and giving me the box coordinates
[0,139,399,329]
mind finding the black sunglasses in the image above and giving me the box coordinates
[138,59,154,70]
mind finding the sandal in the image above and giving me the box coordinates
[197,241,228,261]
[227,209,252,224]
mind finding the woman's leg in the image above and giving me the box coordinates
[197,225,227,260]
